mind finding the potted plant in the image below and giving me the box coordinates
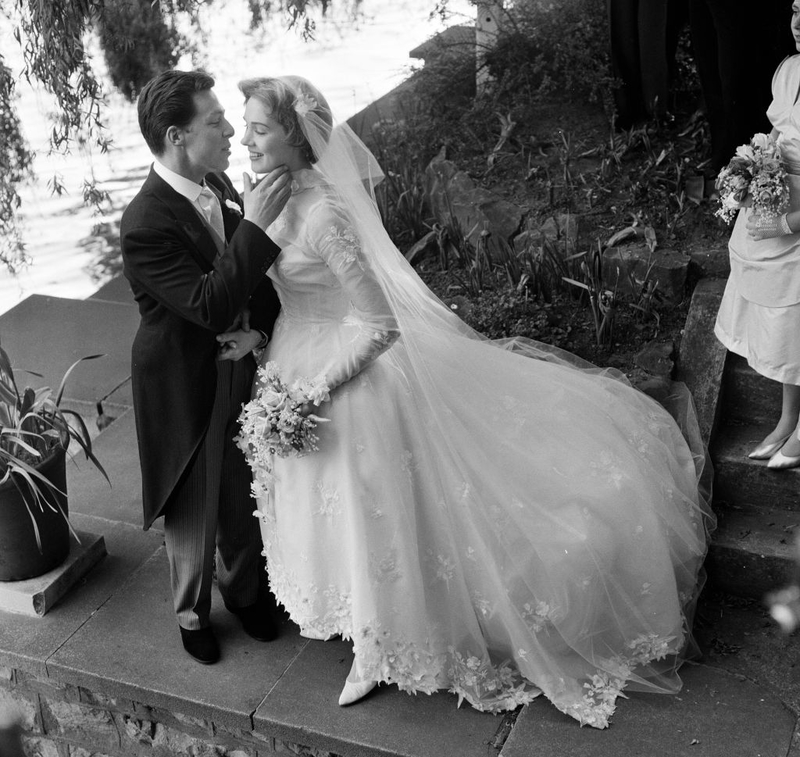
[0,338,108,581]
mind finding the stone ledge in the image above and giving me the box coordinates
[675,277,727,446]
[0,531,106,617]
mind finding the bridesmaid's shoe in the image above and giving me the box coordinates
[748,433,791,460]
[767,446,800,470]
[338,679,378,706]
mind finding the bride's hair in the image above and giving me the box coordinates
[238,76,333,164]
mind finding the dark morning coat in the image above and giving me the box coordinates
[120,168,280,530]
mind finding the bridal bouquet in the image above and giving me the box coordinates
[235,362,329,487]
[715,132,789,223]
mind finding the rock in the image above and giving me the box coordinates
[688,245,730,279]
[404,229,438,265]
[634,339,675,377]
[537,213,579,251]
[424,151,524,256]
[603,244,690,304]
[629,370,675,403]
[445,294,474,319]
[512,214,581,272]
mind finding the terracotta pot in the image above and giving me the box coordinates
[0,447,70,581]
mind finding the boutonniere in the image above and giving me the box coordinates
[224,199,243,216]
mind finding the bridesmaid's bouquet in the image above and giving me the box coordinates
[235,362,329,478]
[715,132,789,223]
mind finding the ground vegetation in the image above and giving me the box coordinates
[372,0,729,373]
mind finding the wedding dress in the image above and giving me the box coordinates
[240,78,713,728]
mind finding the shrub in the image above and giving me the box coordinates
[485,0,615,110]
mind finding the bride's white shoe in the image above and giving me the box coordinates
[338,679,378,706]
[338,660,377,706]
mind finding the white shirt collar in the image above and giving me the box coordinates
[152,159,205,203]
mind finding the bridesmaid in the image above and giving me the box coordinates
[715,2,800,470]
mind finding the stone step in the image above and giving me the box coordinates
[710,420,800,513]
[67,408,145,529]
[721,352,783,426]
[0,294,137,407]
[87,274,135,305]
[674,278,726,446]
[705,504,798,598]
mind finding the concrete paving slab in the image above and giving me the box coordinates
[0,530,106,617]
[254,638,506,757]
[47,546,307,730]
[67,408,145,528]
[0,513,161,675]
[88,275,134,305]
[500,663,795,757]
[0,295,137,406]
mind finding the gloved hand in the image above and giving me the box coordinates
[746,211,793,241]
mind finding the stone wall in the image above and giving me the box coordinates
[0,665,337,757]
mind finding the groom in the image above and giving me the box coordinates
[120,69,286,664]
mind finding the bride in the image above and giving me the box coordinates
[226,75,713,728]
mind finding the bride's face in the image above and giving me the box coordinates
[793,1,800,50]
[241,98,306,173]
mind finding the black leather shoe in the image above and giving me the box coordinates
[179,626,220,664]
[224,601,279,642]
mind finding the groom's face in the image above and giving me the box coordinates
[180,89,235,176]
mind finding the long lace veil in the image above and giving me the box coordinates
[282,75,705,466]
[281,74,710,502]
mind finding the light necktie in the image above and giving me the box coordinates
[197,184,226,252]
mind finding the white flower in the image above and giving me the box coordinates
[750,132,772,152]
[294,93,318,117]
[224,198,242,215]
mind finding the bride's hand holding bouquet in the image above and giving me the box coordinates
[236,361,330,492]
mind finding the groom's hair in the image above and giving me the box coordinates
[138,70,216,155]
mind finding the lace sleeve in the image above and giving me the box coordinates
[310,207,400,392]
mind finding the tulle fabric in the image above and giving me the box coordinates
[243,77,714,728]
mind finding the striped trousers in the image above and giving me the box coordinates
[163,358,262,630]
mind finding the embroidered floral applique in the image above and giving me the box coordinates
[447,649,540,712]
[314,481,341,517]
[400,449,418,478]
[321,225,365,272]
[433,553,456,585]
[589,450,625,488]
[269,208,288,236]
[628,430,650,456]
[521,600,561,633]
[470,591,494,618]
[369,549,401,584]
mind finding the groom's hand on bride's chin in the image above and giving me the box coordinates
[243,166,292,230]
